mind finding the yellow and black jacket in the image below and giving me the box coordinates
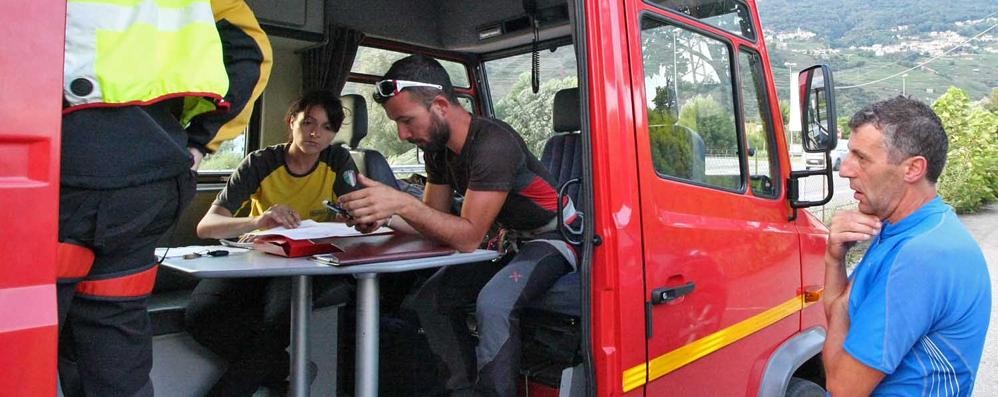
[61,0,272,189]
[216,144,359,222]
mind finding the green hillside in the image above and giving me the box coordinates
[757,0,996,47]
[758,0,997,116]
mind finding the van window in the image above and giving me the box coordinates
[484,47,578,158]
[738,48,779,198]
[645,0,756,40]
[640,17,743,191]
[340,82,473,177]
[351,47,470,88]
[199,132,247,171]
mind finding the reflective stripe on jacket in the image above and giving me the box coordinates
[63,0,229,122]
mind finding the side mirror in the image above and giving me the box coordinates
[798,65,837,153]
[788,65,838,220]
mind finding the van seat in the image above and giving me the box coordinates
[530,87,583,317]
[525,271,579,316]
[335,94,399,188]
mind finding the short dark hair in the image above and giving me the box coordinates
[848,96,948,183]
[285,90,345,131]
[376,54,459,106]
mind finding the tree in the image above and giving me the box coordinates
[837,116,852,139]
[933,87,998,213]
[778,99,790,128]
[987,87,998,114]
[677,95,737,153]
[492,73,578,157]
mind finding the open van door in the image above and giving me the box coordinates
[0,1,64,394]
[622,0,803,393]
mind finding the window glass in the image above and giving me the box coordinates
[738,49,779,198]
[198,133,247,172]
[351,47,470,88]
[341,82,418,165]
[484,46,578,158]
[339,82,474,177]
[640,17,742,190]
[645,0,755,40]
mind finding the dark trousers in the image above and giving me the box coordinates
[185,275,354,396]
[407,241,573,397]
[57,171,195,397]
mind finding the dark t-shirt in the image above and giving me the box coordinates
[425,116,564,232]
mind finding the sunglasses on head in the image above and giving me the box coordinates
[373,79,443,102]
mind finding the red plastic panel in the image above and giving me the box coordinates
[0,0,65,393]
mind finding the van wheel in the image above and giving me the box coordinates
[785,377,824,397]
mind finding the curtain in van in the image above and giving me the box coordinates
[302,25,364,96]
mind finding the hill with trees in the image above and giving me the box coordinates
[758,0,997,117]
[757,0,996,47]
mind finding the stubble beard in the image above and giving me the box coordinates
[419,113,451,153]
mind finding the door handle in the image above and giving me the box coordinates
[651,282,695,304]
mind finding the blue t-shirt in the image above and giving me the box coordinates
[845,196,991,396]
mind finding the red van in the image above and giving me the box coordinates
[1,0,841,395]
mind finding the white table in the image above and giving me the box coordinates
[160,248,499,397]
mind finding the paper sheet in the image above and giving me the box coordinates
[248,220,391,240]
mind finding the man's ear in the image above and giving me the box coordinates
[902,155,928,183]
[430,95,450,117]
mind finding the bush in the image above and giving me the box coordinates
[933,87,998,213]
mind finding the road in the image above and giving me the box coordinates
[964,203,998,396]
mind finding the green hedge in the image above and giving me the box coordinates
[933,87,998,213]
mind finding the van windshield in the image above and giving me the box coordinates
[484,46,578,158]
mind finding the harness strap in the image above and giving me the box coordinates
[57,242,95,280]
[75,265,159,298]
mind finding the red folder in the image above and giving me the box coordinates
[311,233,455,266]
[253,235,341,258]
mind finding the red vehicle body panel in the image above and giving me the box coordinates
[582,0,648,395]
[582,0,826,395]
[0,0,829,395]
[0,1,65,395]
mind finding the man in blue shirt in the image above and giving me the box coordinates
[822,96,991,396]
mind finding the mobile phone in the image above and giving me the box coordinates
[322,199,352,218]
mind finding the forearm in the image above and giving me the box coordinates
[824,251,849,313]
[821,290,854,393]
[196,212,259,239]
[397,202,483,252]
[822,303,849,373]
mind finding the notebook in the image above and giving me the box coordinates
[311,233,454,266]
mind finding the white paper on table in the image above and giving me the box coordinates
[248,220,392,240]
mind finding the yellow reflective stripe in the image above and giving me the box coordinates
[621,363,648,392]
[69,0,204,8]
[95,23,226,104]
[64,0,226,115]
[622,295,804,392]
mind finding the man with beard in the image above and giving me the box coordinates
[337,54,579,396]
[822,96,990,396]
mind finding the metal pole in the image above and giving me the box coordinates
[290,275,312,397]
[355,273,380,397]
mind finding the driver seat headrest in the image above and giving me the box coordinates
[553,88,580,133]
[334,94,368,149]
